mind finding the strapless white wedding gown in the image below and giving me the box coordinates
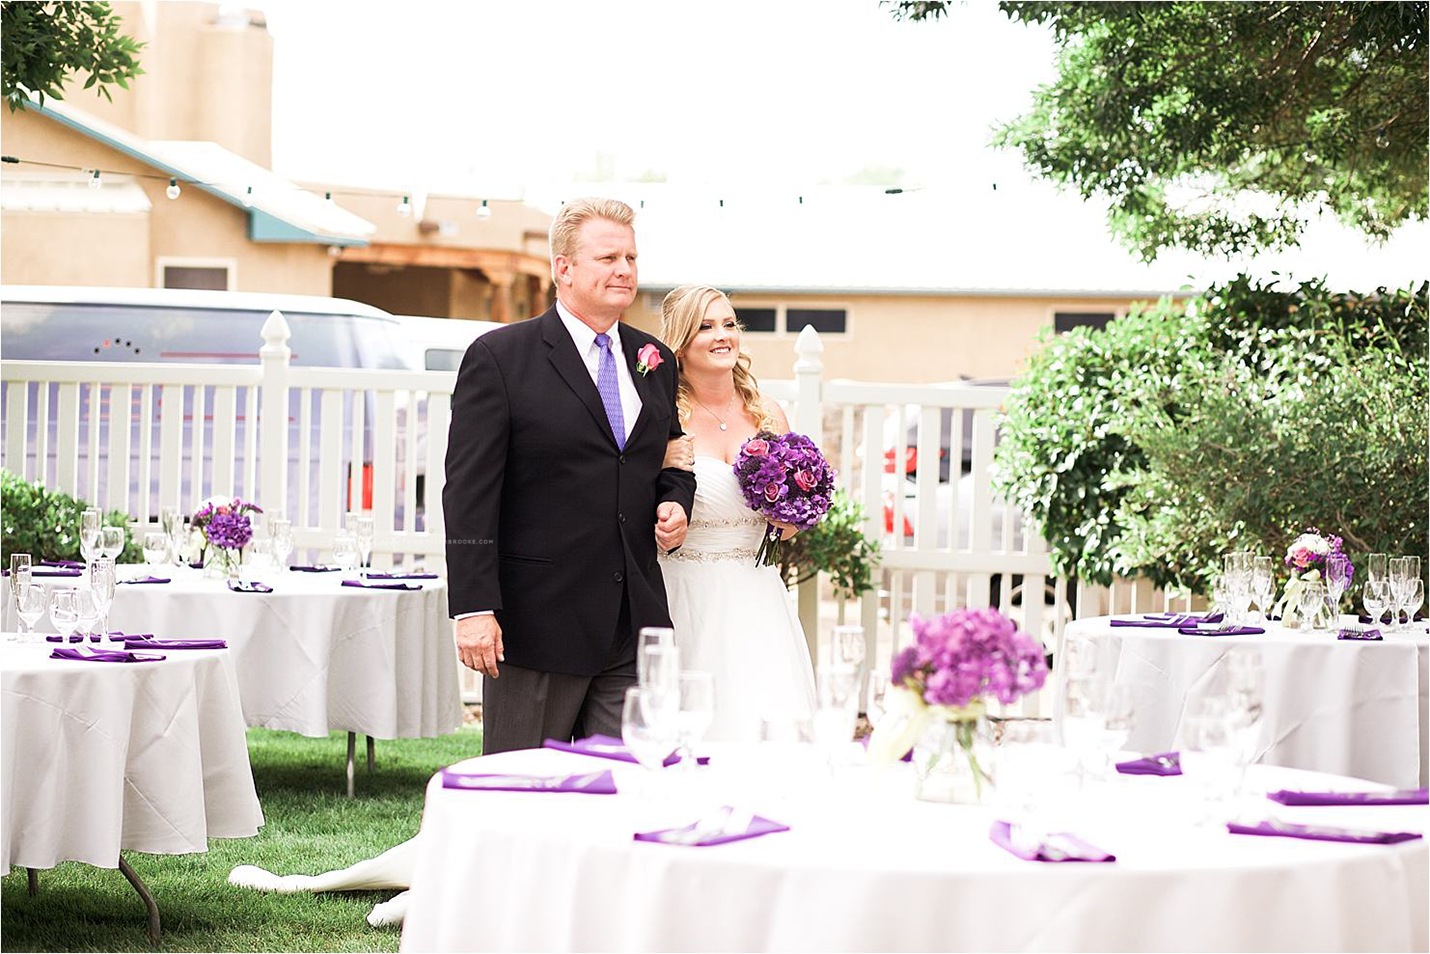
[659,457,817,741]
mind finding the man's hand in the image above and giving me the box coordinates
[655,501,688,552]
[663,434,695,472]
[456,614,504,677]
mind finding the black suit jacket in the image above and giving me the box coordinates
[443,306,696,675]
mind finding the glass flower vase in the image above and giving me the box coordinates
[912,704,995,804]
[203,546,242,580]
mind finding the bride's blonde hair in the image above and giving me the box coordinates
[659,285,774,432]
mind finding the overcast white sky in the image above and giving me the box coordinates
[256,0,1427,289]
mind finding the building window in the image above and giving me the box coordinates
[1054,311,1115,334]
[787,308,847,334]
[735,307,777,333]
[158,259,234,291]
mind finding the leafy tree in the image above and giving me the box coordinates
[779,490,881,601]
[2,1,144,113]
[887,1,1429,260]
[2,469,139,563]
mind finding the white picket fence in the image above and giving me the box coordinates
[1,313,1195,714]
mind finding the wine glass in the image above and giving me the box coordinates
[864,670,889,729]
[100,526,125,562]
[1402,578,1425,631]
[1250,556,1275,621]
[355,516,375,575]
[74,589,99,640]
[48,588,79,641]
[1180,696,1239,823]
[143,531,169,566]
[813,665,860,765]
[9,553,32,610]
[1297,580,1326,632]
[831,624,865,670]
[1390,556,1421,630]
[1362,579,1390,630]
[79,509,102,562]
[333,531,359,575]
[1324,554,1351,622]
[675,671,715,768]
[16,584,46,643]
[270,517,294,571]
[89,558,116,637]
[638,629,679,691]
[621,686,679,773]
[167,514,190,568]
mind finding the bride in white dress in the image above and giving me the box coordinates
[656,284,817,740]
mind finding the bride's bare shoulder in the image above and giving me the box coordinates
[761,395,791,434]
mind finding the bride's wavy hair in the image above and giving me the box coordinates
[658,284,774,432]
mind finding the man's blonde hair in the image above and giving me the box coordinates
[548,197,635,282]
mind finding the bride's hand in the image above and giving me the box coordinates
[663,435,695,471]
[772,519,798,541]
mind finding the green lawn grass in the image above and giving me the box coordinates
[1,726,482,952]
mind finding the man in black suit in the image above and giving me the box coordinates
[443,197,696,754]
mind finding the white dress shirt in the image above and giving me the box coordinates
[456,302,645,621]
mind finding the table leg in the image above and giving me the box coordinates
[366,735,375,772]
[26,867,37,896]
[117,854,161,944]
[346,731,356,798]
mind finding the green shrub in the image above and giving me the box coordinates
[780,490,881,601]
[1,469,140,563]
[994,276,1428,591]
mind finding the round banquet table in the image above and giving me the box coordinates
[398,745,1428,953]
[1,642,263,873]
[4,564,462,741]
[1060,616,1429,789]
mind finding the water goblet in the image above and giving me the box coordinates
[245,538,275,583]
[1402,578,1425,630]
[355,516,375,574]
[143,531,169,566]
[16,584,46,643]
[333,531,359,576]
[270,517,294,571]
[48,587,79,640]
[79,509,102,562]
[675,671,715,769]
[89,558,116,637]
[1363,579,1389,630]
[621,686,680,775]
[830,624,866,670]
[100,526,125,562]
[1297,580,1326,632]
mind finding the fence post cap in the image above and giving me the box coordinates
[260,309,292,351]
[794,324,823,356]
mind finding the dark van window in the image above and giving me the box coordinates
[0,303,409,369]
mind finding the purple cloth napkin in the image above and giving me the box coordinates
[289,565,339,572]
[989,821,1115,862]
[44,634,85,643]
[51,647,166,663]
[1110,612,1224,628]
[1228,820,1421,844]
[227,580,274,593]
[41,560,85,569]
[1116,752,1182,776]
[1178,624,1266,636]
[106,631,154,642]
[543,734,708,767]
[120,576,171,585]
[29,568,84,578]
[1360,612,1427,623]
[634,810,789,847]
[1338,628,1383,641]
[1268,788,1429,807]
[362,571,440,580]
[440,768,617,794]
[341,579,420,591]
[124,638,228,650]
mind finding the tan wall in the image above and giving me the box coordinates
[625,291,1178,383]
[2,211,150,286]
[1,107,330,295]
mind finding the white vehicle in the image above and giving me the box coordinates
[390,314,503,372]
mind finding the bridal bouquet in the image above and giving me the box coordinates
[869,608,1047,802]
[190,496,262,577]
[1270,527,1353,624]
[732,431,835,567]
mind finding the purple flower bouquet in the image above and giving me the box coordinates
[1271,526,1354,624]
[732,431,836,567]
[191,497,262,575]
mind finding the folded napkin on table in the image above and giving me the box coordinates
[989,820,1116,862]
[1268,788,1429,807]
[1228,820,1421,844]
[1110,612,1224,628]
[51,646,166,663]
[1178,624,1266,636]
[40,560,85,569]
[28,568,84,578]
[227,580,274,593]
[543,734,708,767]
[341,579,421,591]
[440,768,616,794]
[44,634,85,643]
[1359,612,1427,623]
[289,565,339,573]
[1338,628,1383,641]
[1115,752,1181,776]
[105,631,154,642]
[124,638,228,650]
[361,571,439,580]
[120,576,171,585]
[634,807,788,847]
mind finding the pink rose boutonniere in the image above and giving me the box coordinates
[636,343,664,376]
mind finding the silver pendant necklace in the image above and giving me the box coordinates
[695,393,736,431]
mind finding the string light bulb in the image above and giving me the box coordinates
[88,170,102,190]
[396,195,411,217]
[477,198,491,219]
[243,186,253,207]
[166,177,181,200]
[324,191,335,207]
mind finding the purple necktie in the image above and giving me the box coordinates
[594,333,625,450]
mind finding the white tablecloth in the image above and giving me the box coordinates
[399,746,1428,952]
[5,566,462,739]
[1062,616,1429,789]
[2,643,263,871]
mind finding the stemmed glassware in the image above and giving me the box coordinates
[674,671,715,769]
[1250,556,1275,622]
[1363,579,1390,631]
[813,665,860,767]
[621,686,681,778]
[48,588,79,641]
[143,531,169,566]
[100,526,125,562]
[864,670,889,730]
[270,517,294,571]
[15,584,46,643]
[89,558,116,638]
[1059,675,1105,786]
[1402,578,1425,631]
[164,510,188,567]
[1389,556,1421,631]
[1180,696,1240,824]
[831,624,865,669]
[1297,580,1326,632]
[1222,553,1253,625]
[1364,553,1388,625]
[74,589,99,640]
[1323,554,1351,624]
[355,516,375,576]
[9,554,32,642]
[333,531,359,575]
[79,509,102,563]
